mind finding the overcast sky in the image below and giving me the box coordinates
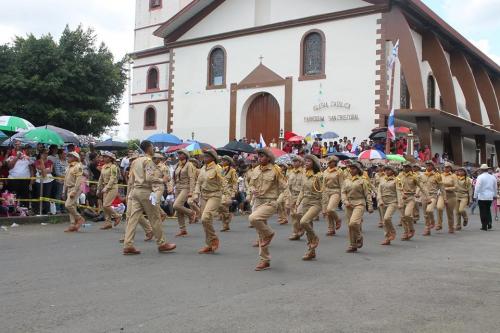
[0,0,498,136]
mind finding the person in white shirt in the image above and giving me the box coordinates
[474,164,497,230]
[7,151,34,208]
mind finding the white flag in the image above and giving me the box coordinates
[387,39,400,77]
[259,134,267,148]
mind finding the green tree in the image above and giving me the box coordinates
[0,25,127,136]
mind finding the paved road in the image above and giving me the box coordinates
[1,211,500,333]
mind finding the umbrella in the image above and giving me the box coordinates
[216,148,238,157]
[186,142,202,155]
[284,131,299,141]
[223,141,255,153]
[305,131,321,142]
[276,154,297,165]
[322,131,339,139]
[268,147,286,158]
[287,135,304,142]
[329,152,356,160]
[23,128,64,145]
[40,125,80,144]
[95,138,128,151]
[358,149,386,160]
[0,116,35,135]
[186,140,214,151]
[147,133,182,146]
[386,154,406,162]
[395,126,411,134]
[165,143,189,153]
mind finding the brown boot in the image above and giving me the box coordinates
[380,239,391,245]
[401,233,410,241]
[389,232,396,241]
[64,225,78,232]
[255,261,270,271]
[198,246,214,254]
[123,247,141,255]
[448,227,455,234]
[326,228,335,237]
[158,243,176,253]
[211,239,220,252]
[356,237,363,249]
[435,225,442,231]
[455,225,462,231]
[144,232,153,241]
[346,246,358,253]
[220,226,230,232]
[408,230,415,239]
[463,219,468,227]
[302,250,316,261]
[175,229,188,237]
[288,234,301,240]
[335,219,342,230]
[100,223,112,230]
[423,227,431,236]
[113,215,121,227]
[309,237,320,249]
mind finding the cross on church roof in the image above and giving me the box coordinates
[259,55,264,64]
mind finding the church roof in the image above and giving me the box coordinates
[238,63,285,88]
[153,0,499,75]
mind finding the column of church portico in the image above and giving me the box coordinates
[475,135,487,166]
[416,117,432,154]
[448,127,463,165]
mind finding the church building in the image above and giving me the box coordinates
[129,0,500,165]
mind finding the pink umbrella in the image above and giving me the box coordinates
[166,143,189,153]
[288,135,305,142]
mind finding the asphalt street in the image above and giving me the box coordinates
[1,210,500,333]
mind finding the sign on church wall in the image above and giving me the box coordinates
[305,99,359,123]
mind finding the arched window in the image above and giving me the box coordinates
[147,67,159,91]
[207,46,226,89]
[144,107,156,129]
[400,72,411,109]
[300,30,326,80]
[427,74,436,108]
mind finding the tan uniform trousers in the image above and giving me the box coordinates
[300,203,321,245]
[200,196,222,247]
[455,197,469,227]
[102,188,119,226]
[413,202,420,223]
[345,204,365,248]
[173,188,193,230]
[439,193,455,230]
[425,196,444,227]
[289,195,302,235]
[120,201,153,241]
[276,192,288,223]
[188,198,201,220]
[65,186,82,226]
[436,196,446,227]
[324,192,341,230]
[218,197,232,228]
[380,203,398,238]
[124,188,166,248]
[401,197,416,234]
[249,200,277,263]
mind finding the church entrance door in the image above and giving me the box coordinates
[246,93,280,144]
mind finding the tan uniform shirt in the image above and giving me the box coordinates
[287,167,304,199]
[341,175,373,210]
[248,164,287,201]
[373,172,386,193]
[441,172,457,197]
[194,162,227,199]
[222,166,238,197]
[421,171,446,199]
[455,176,472,199]
[64,161,83,194]
[377,176,400,205]
[397,171,427,197]
[129,156,162,190]
[323,167,343,194]
[152,162,170,194]
[173,161,196,193]
[296,170,323,206]
[97,162,118,192]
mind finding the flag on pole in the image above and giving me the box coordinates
[387,39,400,77]
[259,133,267,148]
[388,106,396,141]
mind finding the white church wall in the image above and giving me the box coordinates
[179,0,373,42]
[134,27,166,51]
[129,101,169,140]
[172,13,381,146]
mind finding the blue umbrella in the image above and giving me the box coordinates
[147,133,182,146]
[322,131,339,139]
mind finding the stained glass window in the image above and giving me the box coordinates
[303,32,323,75]
[147,68,158,90]
[209,48,225,86]
[145,108,156,128]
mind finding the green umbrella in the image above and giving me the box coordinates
[24,128,64,145]
[0,116,35,135]
[386,154,406,162]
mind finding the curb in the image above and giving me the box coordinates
[0,214,69,226]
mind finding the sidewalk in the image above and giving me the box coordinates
[0,214,69,226]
